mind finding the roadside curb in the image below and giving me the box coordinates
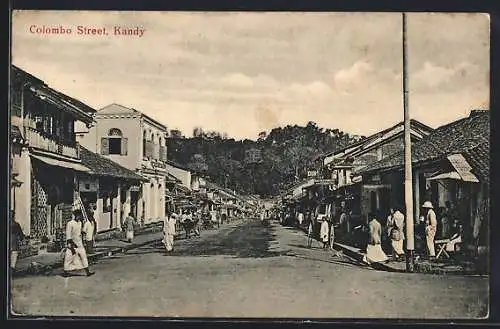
[290,223,403,272]
[13,220,245,278]
[289,222,485,276]
[13,236,164,278]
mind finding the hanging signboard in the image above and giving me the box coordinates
[307,170,317,177]
[447,154,479,183]
[130,185,141,192]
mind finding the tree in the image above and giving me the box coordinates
[170,129,184,139]
[193,127,204,138]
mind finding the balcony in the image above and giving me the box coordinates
[25,126,80,159]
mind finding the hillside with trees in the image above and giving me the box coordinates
[167,122,364,197]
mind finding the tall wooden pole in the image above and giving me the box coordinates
[403,12,415,272]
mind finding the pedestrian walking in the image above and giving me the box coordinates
[82,215,96,254]
[389,206,405,260]
[10,210,25,274]
[163,211,177,253]
[123,213,136,243]
[63,209,95,277]
[363,212,388,264]
[421,201,437,259]
[297,212,304,227]
[320,218,330,250]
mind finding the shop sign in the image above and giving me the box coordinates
[307,170,317,177]
[152,161,166,169]
[351,175,362,183]
[130,186,140,192]
[370,174,381,183]
[447,154,479,183]
[79,178,99,192]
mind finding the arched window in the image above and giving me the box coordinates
[108,128,123,136]
[101,128,127,156]
[143,131,147,157]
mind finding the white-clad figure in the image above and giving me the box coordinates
[63,209,95,277]
[163,211,177,253]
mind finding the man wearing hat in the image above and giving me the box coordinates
[421,201,438,259]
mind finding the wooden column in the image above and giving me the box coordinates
[124,185,132,219]
[116,184,122,229]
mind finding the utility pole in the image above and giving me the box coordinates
[403,12,415,272]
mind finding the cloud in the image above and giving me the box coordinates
[334,61,373,90]
[11,11,489,140]
[411,61,484,92]
[413,62,455,88]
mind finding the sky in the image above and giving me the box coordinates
[12,11,490,140]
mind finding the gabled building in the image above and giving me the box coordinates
[357,109,489,248]
[10,66,95,249]
[10,65,95,244]
[78,147,147,231]
[77,103,168,224]
[301,119,433,225]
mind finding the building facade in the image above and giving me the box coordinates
[78,147,147,232]
[358,110,490,250]
[10,65,95,244]
[77,103,168,224]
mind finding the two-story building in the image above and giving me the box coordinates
[304,120,433,226]
[77,103,168,224]
[10,65,95,244]
[358,110,489,250]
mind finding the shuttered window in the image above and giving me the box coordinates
[145,140,154,158]
[159,146,167,162]
[101,137,109,155]
[121,138,128,155]
[102,135,128,156]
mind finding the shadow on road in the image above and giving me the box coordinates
[165,220,282,258]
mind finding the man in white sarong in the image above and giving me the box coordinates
[163,211,177,252]
[63,209,95,277]
[297,212,304,226]
[363,213,388,264]
[320,219,330,249]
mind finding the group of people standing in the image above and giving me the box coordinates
[363,200,462,264]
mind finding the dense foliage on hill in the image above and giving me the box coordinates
[167,122,364,197]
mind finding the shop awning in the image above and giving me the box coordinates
[31,154,91,172]
[427,170,479,183]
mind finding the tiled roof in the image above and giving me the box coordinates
[80,147,146,181]
[358,110,490,175]
[98,103,167,131]
[322,119,433,162]
[166,172,181,183]
[463,139,490,184]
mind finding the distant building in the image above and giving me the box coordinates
[77,103,168,224]
[245,148,262,164]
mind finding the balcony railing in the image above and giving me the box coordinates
[25,126,80,159]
